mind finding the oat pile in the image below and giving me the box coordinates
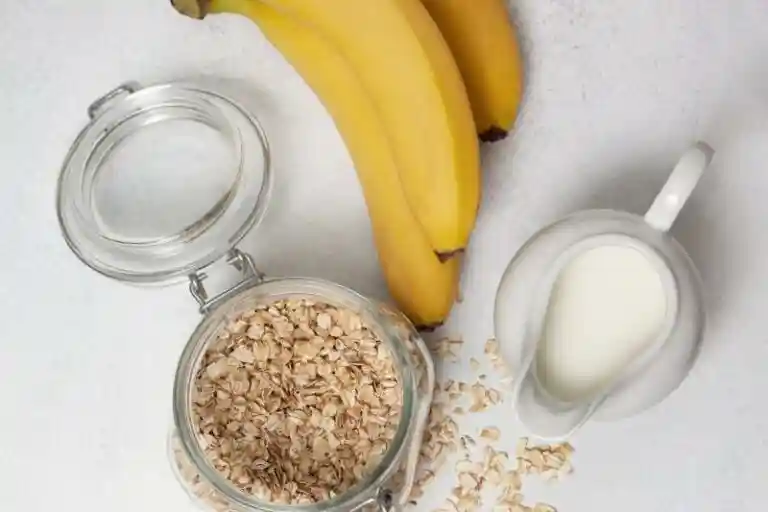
[408,337,576,512]
[191,298,403,505]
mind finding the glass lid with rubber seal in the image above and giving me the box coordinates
[56,81,271,284]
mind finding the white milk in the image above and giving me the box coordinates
[535,243,670,402]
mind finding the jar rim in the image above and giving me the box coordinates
[172,277,417,511]
[56,81,272,284]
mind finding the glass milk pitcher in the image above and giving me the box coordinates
[494,143,713,439]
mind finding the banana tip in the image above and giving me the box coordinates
[416,322,444,333]
[479,126,509,143]
[171,0,210,19]
[436,249,465,263]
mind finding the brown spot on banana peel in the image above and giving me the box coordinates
[479,126,508,143]
[171,0,211,19]
[436,248,465,263]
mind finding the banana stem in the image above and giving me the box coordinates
[479,126,509,143]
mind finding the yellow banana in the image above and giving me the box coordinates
[421,0,524,142]
[177,0,481,258]
[172,0,461,327]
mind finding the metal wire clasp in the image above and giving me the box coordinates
[352,488,399,512]
[188,249,265,314]
[375,488,398,512]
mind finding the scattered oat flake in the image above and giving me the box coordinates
[516,437,529,457]
[429,337,463,361]
[541,469,558,481]
[455,459,483,474]
[528,449,545,468]
[493,450,510,468]
[501,489,524,504]
[495,504,528,512]
[480,427,501,441]
[417,470,435,486]
[470,357,480,372]
[468,382,494,412]
[485,468,502,486]
[458,472,478,490]
[485,338,500,354]
[558,442,575,457]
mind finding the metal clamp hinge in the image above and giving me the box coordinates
[375,488,398,512]
[353,488,399,512]
[188,249,265,314]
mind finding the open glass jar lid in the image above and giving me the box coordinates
[56,81,271,283]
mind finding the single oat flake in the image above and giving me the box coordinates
[480,427,501,441]
[428,337,463,361]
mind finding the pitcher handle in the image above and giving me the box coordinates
[644,142,714,232]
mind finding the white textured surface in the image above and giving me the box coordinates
[2,0,768,510]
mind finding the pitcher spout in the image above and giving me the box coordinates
[514,367,601,440]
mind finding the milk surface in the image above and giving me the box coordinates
[536,243,669,401]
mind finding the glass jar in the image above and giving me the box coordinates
[56,81,434,511]
[171,274,434,512]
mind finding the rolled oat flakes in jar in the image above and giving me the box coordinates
[170,280,434,512]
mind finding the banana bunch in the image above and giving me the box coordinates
[171,0,523,328]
